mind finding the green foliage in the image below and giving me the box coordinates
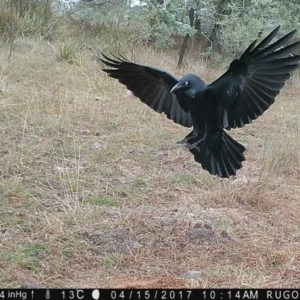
[70,0,299,60]
[57,39,83,64]
[125,0,195,48]
[216,0,300,57]
[0,0,299,63]
[192,0,300,66]
[72,0,128,27]
[71,0,194,50]
[0,0,59,43]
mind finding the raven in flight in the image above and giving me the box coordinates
[101,26,300,178]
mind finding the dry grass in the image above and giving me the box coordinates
[0,37,300,288]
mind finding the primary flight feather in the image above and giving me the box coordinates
[100,26,300,178]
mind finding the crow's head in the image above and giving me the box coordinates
[170,74,206,98]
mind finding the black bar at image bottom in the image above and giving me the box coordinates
[0,289,298,300]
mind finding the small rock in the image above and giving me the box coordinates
[19,278,44,288]
[125,91,134,98]
[231,176,248,186]
[219,231,232,243]
[180,271,202,280]
[186,224,214,240]
[94,96,104,101]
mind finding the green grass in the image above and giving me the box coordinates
[87,195,119,207]
[0,242,47,271]
[100,254,124,268]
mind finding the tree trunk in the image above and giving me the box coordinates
[177,33,189,69]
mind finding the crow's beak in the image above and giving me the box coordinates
[170,82,184,94]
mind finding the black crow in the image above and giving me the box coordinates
[100,26,300,178]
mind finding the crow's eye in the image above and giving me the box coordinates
[185,81,189,86]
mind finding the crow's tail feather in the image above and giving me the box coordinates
[189,130,246,178]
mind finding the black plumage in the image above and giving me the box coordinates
[100,26,300,178]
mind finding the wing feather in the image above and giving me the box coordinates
[101,55,193,128]
[209,26,300,129]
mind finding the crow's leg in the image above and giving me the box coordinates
[187,137,205,150]
[177,130,198,144]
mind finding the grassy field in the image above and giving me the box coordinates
[0,37,300,288]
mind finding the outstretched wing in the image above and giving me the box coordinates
[209,26,300,129]
[100,54,193,128]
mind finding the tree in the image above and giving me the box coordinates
[67,0,299,64]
